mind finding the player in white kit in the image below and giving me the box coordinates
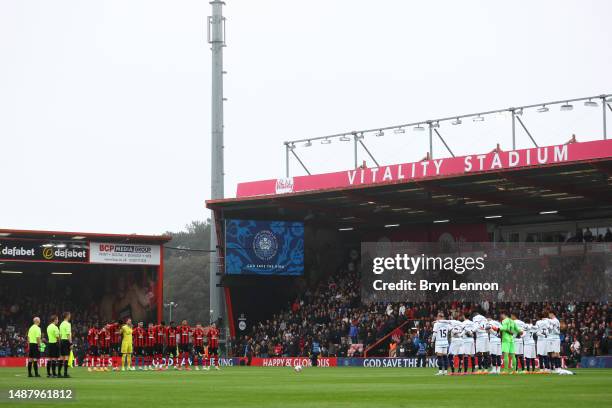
[535,315,551,372]
[547,311,562,372]
[448,319,463,375]
[460,315,476,374]
[472,313,490,373]
[522,320,537,372]
[432,313,452,375]
[487,318,502,374]
[512,313,527,373]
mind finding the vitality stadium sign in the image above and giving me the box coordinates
[235,139,612,197]
[0,239,88,263]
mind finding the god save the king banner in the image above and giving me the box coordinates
[236,139,612,198]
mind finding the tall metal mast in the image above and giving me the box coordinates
[208,0,225,326]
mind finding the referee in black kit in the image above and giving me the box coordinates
[26,317,42,377]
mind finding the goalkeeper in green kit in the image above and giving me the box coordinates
[498,311,523,374]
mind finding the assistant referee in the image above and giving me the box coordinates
[27,317,42,377]
[46,314,60,377]
[59,312,72,378]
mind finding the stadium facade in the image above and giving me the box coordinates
[207,138,612,338]
[0,229,171,324]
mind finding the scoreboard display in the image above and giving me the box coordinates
[224,219,304,276]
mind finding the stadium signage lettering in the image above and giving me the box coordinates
[236,139,612,197]
[360,358,436,368]
[90,242,161,265]
[346,145,569,186]
[0,239,88,263]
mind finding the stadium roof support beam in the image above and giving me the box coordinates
[433,129,455,157]
[515,115,539,148]
[358,139,380,168]
[290,148,311,176]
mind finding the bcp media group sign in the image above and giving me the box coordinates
[89,242,161,266]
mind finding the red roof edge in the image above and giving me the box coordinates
[0,228,172,243]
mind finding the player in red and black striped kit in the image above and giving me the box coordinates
[86,326,99,371]
[192,323,206,371]
[207,322,221,370]
[176,320,192,370]
[111,322,122,357]
[98,324,112,371]
[165,322,178,368]
[132,322,146,370]
[155,321,166,367]
[145,323,157,370]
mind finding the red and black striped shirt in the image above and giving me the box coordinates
[177,325,191,344]
[156,325,165,345]
[87,328,98,347]
[111,324,121,344]
[193,327,205,347]
[146,327,156,347]
[166,326,177,346]
[207,327,219,348]
[133,327,146,347]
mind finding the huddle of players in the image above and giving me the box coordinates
[86,319,220,371]
[26,312,73,378]
[432,310,562,375]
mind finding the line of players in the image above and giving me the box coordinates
[86,320,220,371]
[431,310,562,375]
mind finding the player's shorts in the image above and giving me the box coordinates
[88,345,99,357]
[460,340,475,355]
[434,343,448,354]
[121,341,133,354]
[537,340,548,355]
[547,338,560,354]
[99,345,110,355]
[448,340,462,355]
[523,343,536,359]
[47,343,59,358]
[489,341,501,355]
[28,344,40,359]
[112,343,121,353]
[167,344,177,356]
[194,345,204,355]
[475,337,490,353]
[135,346,145,356]
[146,346,155,356]
[514,339,524,355]
[155,343,164,355]
[209,346,218,356]
[179,343,190,353]
[60,340,71,357]
[501,341,515,354]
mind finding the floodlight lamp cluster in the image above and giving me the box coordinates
[285,93,611,150]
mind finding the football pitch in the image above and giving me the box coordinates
[1,367,611,408]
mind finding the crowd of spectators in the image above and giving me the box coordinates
[0,283,102,358]
[230,253,610,361]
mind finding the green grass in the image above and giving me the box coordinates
[1,367,611,408]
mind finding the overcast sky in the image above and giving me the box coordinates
[1,0,611,235]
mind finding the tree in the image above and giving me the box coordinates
[162,220,211,323]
